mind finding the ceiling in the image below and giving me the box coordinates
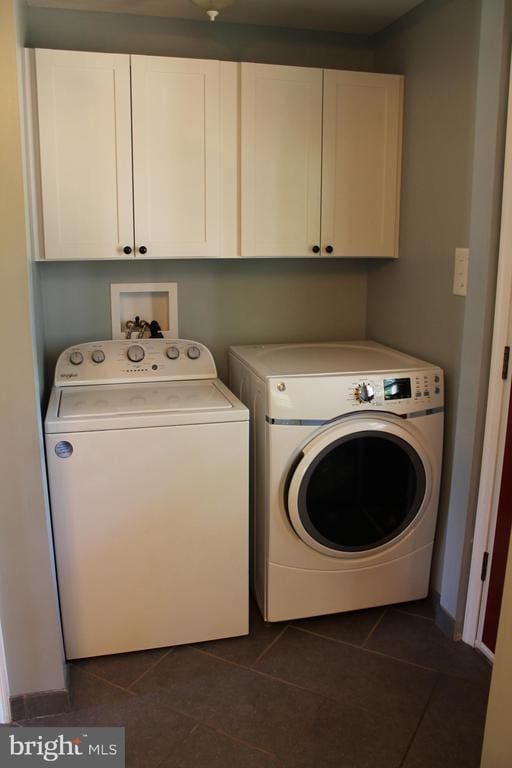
[26,0,425,36]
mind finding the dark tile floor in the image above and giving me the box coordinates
[15,598,491,768]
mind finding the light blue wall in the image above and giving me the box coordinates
[440,0,512,627]
[37,259,368,389]
[25,6,374,69]
[366,0,481,597]
[367,0,512,623]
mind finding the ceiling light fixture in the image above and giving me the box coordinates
[190,0,235,22]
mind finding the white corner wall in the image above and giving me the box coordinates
[0,0,65,698]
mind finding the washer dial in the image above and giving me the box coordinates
[91,349,105,364]
[187,345,201,360]
[166,346,180,360]
[127,345,145,363]
[69,351,84,366]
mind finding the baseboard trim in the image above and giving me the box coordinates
[9,685,70,722]
[435,595,464,640]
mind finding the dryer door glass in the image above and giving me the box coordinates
[295,431,426,552]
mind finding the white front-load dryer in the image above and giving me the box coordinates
[229,341,444,622]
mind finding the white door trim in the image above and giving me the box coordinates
[0,622,11,724]
[462,55,512,650]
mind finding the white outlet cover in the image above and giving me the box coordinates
[110,283,178,339]
[453,248,469,297]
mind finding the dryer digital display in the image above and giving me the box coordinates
[383,377,411,400]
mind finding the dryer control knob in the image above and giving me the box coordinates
[356,382,375,403]
[187,345,201,360]
[166,346,180,360]
[127,344,145,363]
[69,350,84,366]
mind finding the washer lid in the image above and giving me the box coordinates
[58,380,233,419]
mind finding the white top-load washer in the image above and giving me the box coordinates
[229,340,444,622]
[45,339,249,659]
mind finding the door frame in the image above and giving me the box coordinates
[462,57,512,658]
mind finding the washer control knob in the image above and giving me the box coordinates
[91,349,105,364]
[127,345,145,363]
[187,345,201,360]
[166,346,180,360]
[69,350,84,366]
[356,382,375,403]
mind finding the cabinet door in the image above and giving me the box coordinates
[35,49,133,260]
[132,56,234,258]
[322,70,403,258]
[241,64,322,257]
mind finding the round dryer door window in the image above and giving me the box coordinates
[287,418,432,556]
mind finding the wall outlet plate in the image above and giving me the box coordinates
[110,283,178,339]
[453,248,469,296]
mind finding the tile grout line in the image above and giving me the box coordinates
[393,607,435,623]
[152,717,201,768]
[398,672,441,768]
[251,625,289,667]
[25,649,177,717]
[361,607,388,647]
[290,624,373,653]
[105,674,286,766]
[290,624,446,676]
[207,724,284,762]
[191,645,401,722]
[128,648,175,690]
[68,663,138,697]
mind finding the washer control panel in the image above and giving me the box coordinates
[55,339,216,386]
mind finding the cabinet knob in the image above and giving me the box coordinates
[138,246,148,255]
[123,245,132,255]
[325,245,334,254]
[312,245,320,253]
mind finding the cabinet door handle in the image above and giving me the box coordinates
[312,245,320,253]
[123,245,132,255]
[325,245,334,254]
[138,246,148,255]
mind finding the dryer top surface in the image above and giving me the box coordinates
[229,340,439,379]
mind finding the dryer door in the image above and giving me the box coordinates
[287,417,432,557]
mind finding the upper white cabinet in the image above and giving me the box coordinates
[31,50,238,260]
[29,50,403,260]
[322,70,403,258]
[132,56,225,258]
[241,64,322,258]
[34,49,134,260]
[240,64,403,258]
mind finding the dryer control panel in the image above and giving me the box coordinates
[54,339,217,386]
[267,368,444,421]
[353,371,442,408]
